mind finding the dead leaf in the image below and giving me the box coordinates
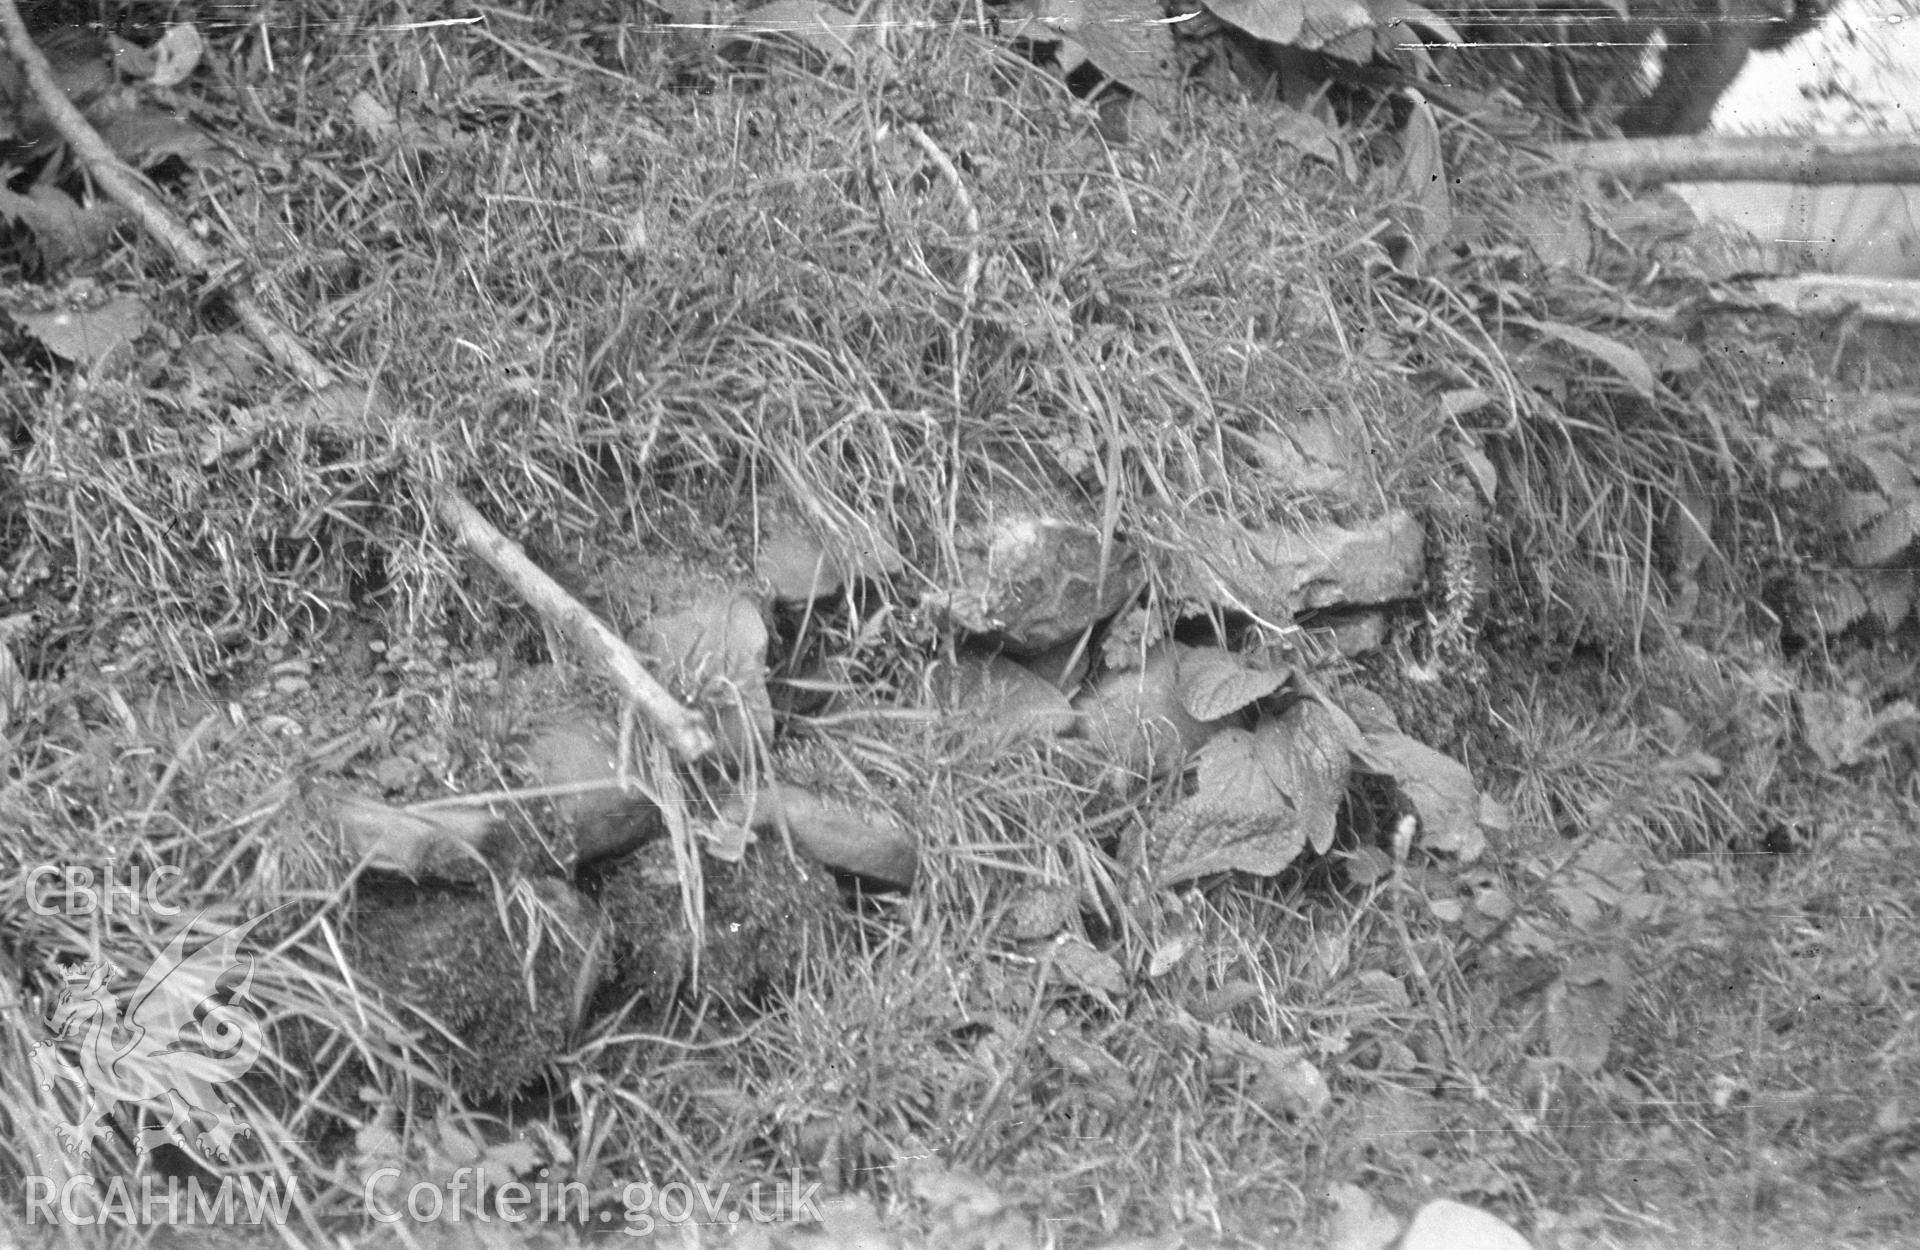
[1368,0,1462,44]
[1321,24,1378,61]
[1847,500,1919,568]
[0,186,127,270]
[1864,570,1917,631]
[1201,1018,1330,1118]
[95,107,218,167]
[1051,937,1128,1001]
[1797,689,1919,771]
[1204,0,1309,42]
[734,0,862,63]
[906,1160,1016,1228]
[781,1193,899,1250]
[758,523,844,603]
[348,90,399,138]
[1478,793,1512,843]
[1452,442,1497,508]
[1546,954,1629,1076]
[1508,198,1590,272]
[1268,107,1355,178]
[1354,731,1484,860]
[1325,1183,1403,1250]
[945,651,1079,740]
[148,24,204,88]
[1378,92,1450,271]
[9,297,149,369]
[1244,409,1368,497]
[1516,317,1658,400]
[1003,883,1078,941]
[1039,0,1178,101]
[1831,489,1892,534]
[1789,571,1871,637]
[1401,1200,1533,1250]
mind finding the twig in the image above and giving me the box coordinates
[1558,134,1920,185]
[434,487,713,759]
[0,1,714,762]
[902,121,981,315]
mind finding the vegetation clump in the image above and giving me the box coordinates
[2,2,1918,1247]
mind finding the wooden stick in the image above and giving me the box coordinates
[433,487,714,758]
[0,3,714,761]
[1558,135,1920,185]
[1734,275,1920,326]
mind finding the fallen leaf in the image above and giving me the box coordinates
[1368,0,1462,43]
[945,651,1079,740]
[1546,954,1628,1076]
[148,24,204,87]
[1846,500,1919,568]
[1325,1182,1403,1250]
[1043,0,1178,102]
[1455,437,1498,503]
[348,90,399,138]
[1267,106,1355,177]
[1401,1199,1534,1250]
[9,297,149,368]
[1516,317,1657,400]
[784,1193,899,1249]
[906,1160,1016,1229]
[1202,1018,1330,1118]
[1003,883,1078,941]
[1797,690,1920,771]
[734,0,862,63]
[1377,92,1450,271]
[1147,927,1196,978]
[758,523,844,603]
[1205,0,1308,43]
[0,186,127,270]
[95,107,219,167]
[1052,936,1128,1001]
[1355,731,1484,860]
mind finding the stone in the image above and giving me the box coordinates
[928,513,1146,656]
[1176,510,1425,622]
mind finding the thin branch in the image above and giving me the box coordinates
[1558,135,1920,185]
[433,487,714,758]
